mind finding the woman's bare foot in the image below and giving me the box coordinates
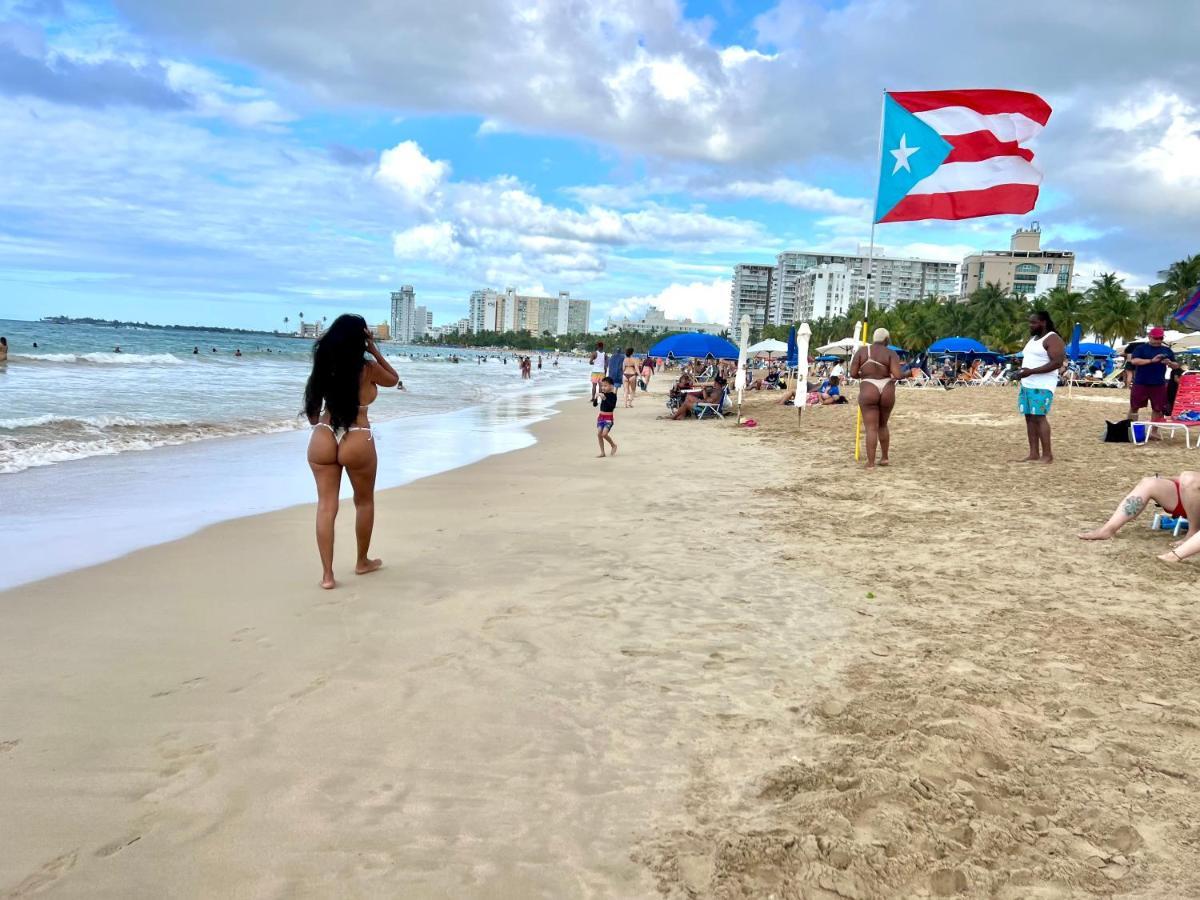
[355,558,383,575]
[1078,528,1115,541]
[597,452,606,458]
[1012,455,1041,463]
[320,573,336,590]
[1158,548,1186,563]
[879,458,890,467]
[610,444,618,456]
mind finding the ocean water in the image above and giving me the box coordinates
[0,318,586,589]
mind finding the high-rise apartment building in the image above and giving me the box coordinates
[960,224,1074,298]
[729,264,774,331]
[468,288,589,336]
[796,264,853,321]
[390,285,416,342]
[768,250,957,324]
[412,305,433,339]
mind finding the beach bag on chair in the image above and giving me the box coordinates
[1103,420,1131,443]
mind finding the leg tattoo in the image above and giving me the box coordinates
[1122,495,1146,517]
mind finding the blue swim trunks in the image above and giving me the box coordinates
[1018,386,1054,416]
[597,415,614,431]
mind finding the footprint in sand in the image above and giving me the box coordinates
[289,673,329,700]
[0,739,20,753]
[150,676,208,698]
[6,850,78,896]
[94,833,143,858]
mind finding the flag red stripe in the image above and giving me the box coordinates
[890,89,1052,126]
[944,130,1034,163]
[879,183,1040,223]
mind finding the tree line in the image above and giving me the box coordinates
[756,254,1200,353]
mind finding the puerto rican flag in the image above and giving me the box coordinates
[874,89,1052,224]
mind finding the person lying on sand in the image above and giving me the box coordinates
[1079,471,1199,563]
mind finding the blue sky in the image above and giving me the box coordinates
[1,0,1197,330]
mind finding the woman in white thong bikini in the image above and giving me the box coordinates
[849,328,903,469]
[303,315,400,589]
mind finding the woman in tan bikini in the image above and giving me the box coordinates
[303,314,400,589]
[849,328,903,469]
[622,346,638,408]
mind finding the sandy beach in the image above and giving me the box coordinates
[3,381,1200,898]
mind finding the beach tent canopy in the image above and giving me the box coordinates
[746,338,788,355]
[648,332,740,360]
[928,336,990,355]
[815,354,842,362]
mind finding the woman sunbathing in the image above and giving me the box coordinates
[1079,471,1199,563]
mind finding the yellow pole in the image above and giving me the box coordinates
[853,319,869,460]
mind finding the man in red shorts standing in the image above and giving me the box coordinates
[1127,326,1182,431]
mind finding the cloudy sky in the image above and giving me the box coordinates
[1,0,1197,330]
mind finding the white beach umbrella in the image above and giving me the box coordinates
[735,314,751,417]
[746,338,788,355]
[814,337,859,356]
[792,322,812,407]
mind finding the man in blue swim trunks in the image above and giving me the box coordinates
[1013,311,1066,464]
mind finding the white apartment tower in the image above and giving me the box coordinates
[768,251,957,324]
[390,285,416,342]
[729,264,774,332]
[796,264,853,320]
[468,288,588,336]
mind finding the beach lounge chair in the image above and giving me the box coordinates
[1151,512,1190,538]
[694,387,729,420]
[1139,373,1200,448]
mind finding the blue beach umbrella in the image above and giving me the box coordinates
[647,332,740,360]
[1067,322,1082,359]
[786,325,798,368]
[928,336,990,355]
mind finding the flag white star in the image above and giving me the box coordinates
[890,134,920,175]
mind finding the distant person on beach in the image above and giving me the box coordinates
[1013,311,1065,464]
[0,336,7,362]
[850,328,902,469]
[303,314,400,590]
[668,376,726,420]
[590,341,606,405]
[816,375,846,405]
[622,347,638,407]
[607,345,626,393]
[596,376,618,458]
[1079,471,1200,563]
[1127,327,1181,430]
[235,348,242,357]
[113,346,121,353]
[640,355,653,391]
[193,347,199,354]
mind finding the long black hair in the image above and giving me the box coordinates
[303,314,368,430]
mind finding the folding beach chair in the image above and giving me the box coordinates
[1151,512,1190,538]
[694,387,729,420]
[1139,373,1200,448]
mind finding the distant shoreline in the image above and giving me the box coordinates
[36,316,283,337]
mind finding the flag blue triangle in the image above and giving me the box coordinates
[874,94,953,223]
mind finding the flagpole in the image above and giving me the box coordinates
[855,91,887,462]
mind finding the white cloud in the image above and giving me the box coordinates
[375,140,451,208]
[391,222,459,263]
[709,178,866,213]
[164,60,295,127]
[606,278,732,326]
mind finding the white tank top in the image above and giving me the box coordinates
[1021,332,1059,392]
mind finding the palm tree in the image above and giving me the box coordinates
[282,315,289,332]
[1042,286,1089,336]
[1133,285,1173,333]
[1157,254,1200,308]
[1088,273,1139,344]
